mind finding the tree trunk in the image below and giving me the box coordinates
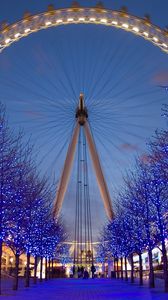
[45,258,48,281]
[33,256,38,284]
[162,241,168,293]
[40,257,43,282]
[148,249,155,288]
[25,252,30,287]
[124,256,128,281]
[48,258,51,279]
[120,257,123,280]
[51,258,54,279]
[13,254,19,290]
[139,252,143,286]
[0,240,2,295]
[130,253,134,283]
[113,258,116,278]
[116,258,119,279]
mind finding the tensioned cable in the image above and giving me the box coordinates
[79,128,83,265]
[83,131,94,265]
[14,39,77,105]
[87,28,134,102]
[83,131,87,263]
[74,127,81,266]
[74,126,94,267]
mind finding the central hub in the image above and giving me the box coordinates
[76,93,88,125]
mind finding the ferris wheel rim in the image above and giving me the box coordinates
[0,7,168,54]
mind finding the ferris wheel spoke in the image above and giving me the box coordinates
[13,44,77,105]
[90,42,148,101]
[12,112,72,127]
[119,95,166,111]
[78,26,115,100]
[88,124,132,190]
[108,84,161,109]
[0,77,64,108]
[18,119,73,145]
[38,131,72,168]
[32,126,76,175]
[92,53,162,104]
[90,123,133,154]
[94,135,130,178]
[92,122,148,150]
[97,124,151,140]
[31,41,77,104]
[11,59,65,103]
[48,38,78,101]
[88,88,164,119]
[88,29,129,101]
[29,121,74,139]
[96,114,157,129]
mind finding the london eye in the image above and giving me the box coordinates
[0,3,168,267]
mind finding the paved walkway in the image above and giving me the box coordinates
[1,278,168,300]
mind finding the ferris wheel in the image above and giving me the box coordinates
[0,4,168,53]
[0,3,168,265]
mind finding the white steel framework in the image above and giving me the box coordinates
[53,94,114,220]
[0,6,168,54]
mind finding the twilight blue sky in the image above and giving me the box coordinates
[0,0,168,27]
[0,0,168,240]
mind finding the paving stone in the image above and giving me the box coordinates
[1,278,168,300]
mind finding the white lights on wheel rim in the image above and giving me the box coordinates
[133,27,139,33]
[25,28,30,33]
[122,23,129,29]
[45,21,52,26]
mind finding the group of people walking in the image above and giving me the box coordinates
[72,264,96,279]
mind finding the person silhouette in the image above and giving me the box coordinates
[83,268,89,279]
[91,264,96,279]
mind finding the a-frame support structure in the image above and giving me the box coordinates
[53,94,114,221]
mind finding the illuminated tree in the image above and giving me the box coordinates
[6,144,35,290]
[0,103,22,294]
[97,226,109,265]
[0,104,68,291]
[148,130,168,292]
[23,173,53,287]
[123,162,157,288]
